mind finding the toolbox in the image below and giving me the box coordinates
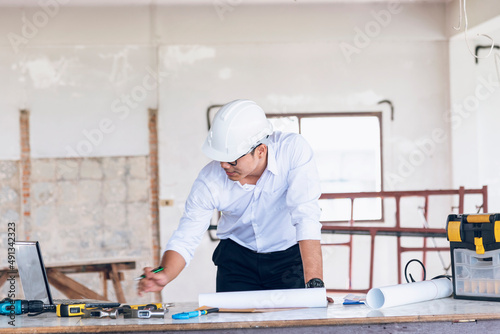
[446,213,500,301]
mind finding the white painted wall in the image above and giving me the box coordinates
[0,6,154,160]
[449,17,500,213]
[1,1,496,303]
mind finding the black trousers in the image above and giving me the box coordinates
[212,238,305,292]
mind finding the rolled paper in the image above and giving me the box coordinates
[199,288,327,309]
[366,278,453,309]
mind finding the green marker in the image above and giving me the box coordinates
[135,266,164,281]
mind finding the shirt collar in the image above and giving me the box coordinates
[266,142,279,175]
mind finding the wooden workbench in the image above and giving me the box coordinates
[1,296,500,333]
[0,258,137,304]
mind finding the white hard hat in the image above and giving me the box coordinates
[202,99,273,162]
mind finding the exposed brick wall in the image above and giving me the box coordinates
[28,156,153,302]
[5,110,155,303]
[30,156,152,261]
[148,109,161,302]
[148,109,160,266]
[19,109,31,241]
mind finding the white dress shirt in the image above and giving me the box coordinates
[165,131,322,266]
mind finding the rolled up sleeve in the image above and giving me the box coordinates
[165,178,215,266]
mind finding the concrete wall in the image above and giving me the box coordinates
[0,1,495,303]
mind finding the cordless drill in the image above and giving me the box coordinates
[0,298,50,315]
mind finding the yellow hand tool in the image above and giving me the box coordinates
[56,302,120,317]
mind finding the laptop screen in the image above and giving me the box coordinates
[14,241,53,305]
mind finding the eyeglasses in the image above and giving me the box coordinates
[227,143,262,167]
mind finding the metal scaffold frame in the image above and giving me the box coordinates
[320,186,488,293]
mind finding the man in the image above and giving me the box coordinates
[138,99,324,296]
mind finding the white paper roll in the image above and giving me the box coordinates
[199,288,327,309]
[365,278,453,309]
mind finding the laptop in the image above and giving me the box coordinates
[14,241,120,307]
[14,241,53,305]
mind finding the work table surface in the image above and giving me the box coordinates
[2,296,500,333]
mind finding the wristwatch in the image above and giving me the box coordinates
[305,278,325,288]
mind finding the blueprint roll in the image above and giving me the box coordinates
[366,278,453,309]
[199,288,327,309]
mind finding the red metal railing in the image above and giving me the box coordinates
[320,186,488,293]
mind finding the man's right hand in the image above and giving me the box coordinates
[136,250,186,297]
[137,266,169,297]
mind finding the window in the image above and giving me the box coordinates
[267,112,383,222]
